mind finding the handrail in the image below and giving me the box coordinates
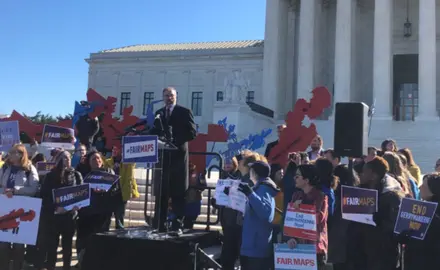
[143,151,224,231]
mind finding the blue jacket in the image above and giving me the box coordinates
[241,177,279,258]
[408,176,420,200]
[321,186,335,216]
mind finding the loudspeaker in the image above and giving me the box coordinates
[334,102,369,158]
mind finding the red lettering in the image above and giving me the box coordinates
[276,258,282,264]
[293,258,301,265]
[287,258,293,264]
[147,144,153,152]
[308,259,315,267]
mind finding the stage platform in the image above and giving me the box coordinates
[81,226,222,270]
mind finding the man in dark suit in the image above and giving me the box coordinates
[264,124,286,159]
[153,87,197,232]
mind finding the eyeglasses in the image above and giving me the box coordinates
[8,151,22,156]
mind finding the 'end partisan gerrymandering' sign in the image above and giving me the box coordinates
[122,135,158,163]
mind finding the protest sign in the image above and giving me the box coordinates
[0,195,42,245]
[41,124,75,150]
[52,184,91,212]
[0,121,20,152]
[274,243,317,270]
[228,181,247,214]
[283,203,317,241]
[83,171,120,191]
[122,135,158,164]
[36,162,56,175]
[341,185,378,226]
[214,179,233,206]
[213,179,247,213]
[394,197,438,240]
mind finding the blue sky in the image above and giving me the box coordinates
[0,0,265,117]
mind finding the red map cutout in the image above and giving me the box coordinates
[268,86,331,167]
[0,89,227,173]
[0,209,36,231]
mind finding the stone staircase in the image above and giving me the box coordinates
[110,168,222,230]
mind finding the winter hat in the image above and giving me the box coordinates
[249,161,271,178]
[54,150,71,166]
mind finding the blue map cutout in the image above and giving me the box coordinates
[206,117,272,167]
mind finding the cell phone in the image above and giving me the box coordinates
[288,153,297,160]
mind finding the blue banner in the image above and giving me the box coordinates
[41,124,75,150]
[52,184,91,212]
[394,197,438,240]
[0,121,20,152]
[122,135,158,163]
[36,162,56,175]
[83,171,120,191]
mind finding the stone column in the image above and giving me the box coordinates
[418,0,438,120]
[333,0,354,104]
[296,0,317,100]
[262,0,289,118]
[372,0,393,119]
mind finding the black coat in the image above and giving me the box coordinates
[264,140,278,158]
[405,201,440,270]
[40,169,83,215]
[154,104,196,197]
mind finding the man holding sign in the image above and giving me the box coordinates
[348,157,404,270]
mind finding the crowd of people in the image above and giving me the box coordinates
[0,143,139,270]
[1,126,440,270]
[212,130,440,270]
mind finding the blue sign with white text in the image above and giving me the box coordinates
[0,121,20,152]
[52,184,91,212]
[122,135,158,163]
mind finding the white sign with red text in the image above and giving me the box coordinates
[274,243,317,270]
[283,203,317,241]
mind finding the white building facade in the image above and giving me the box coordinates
[87,0,440,172]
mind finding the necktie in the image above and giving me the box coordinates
[166,106,171,120]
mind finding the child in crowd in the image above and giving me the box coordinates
[238,161,279,270]
[184,163,206,229]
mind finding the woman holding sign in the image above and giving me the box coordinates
[285,164,328,270]
[0,144,39,270]
[76,151,119,267]
[39,150,83,270]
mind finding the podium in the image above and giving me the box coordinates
[149,139,177,232]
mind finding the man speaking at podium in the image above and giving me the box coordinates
[153,87,197,232]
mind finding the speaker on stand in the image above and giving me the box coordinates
[334,102,369,175]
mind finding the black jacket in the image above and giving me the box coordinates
[346,175,404,270]
[405,199,440,270]
[40,168,83,215]
[154,104,197,197]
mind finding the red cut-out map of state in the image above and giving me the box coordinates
[268,86,332,167]
[0,89,227,173]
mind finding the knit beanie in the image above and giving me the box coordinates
[249,161,271,178]
[54,150,71,167]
